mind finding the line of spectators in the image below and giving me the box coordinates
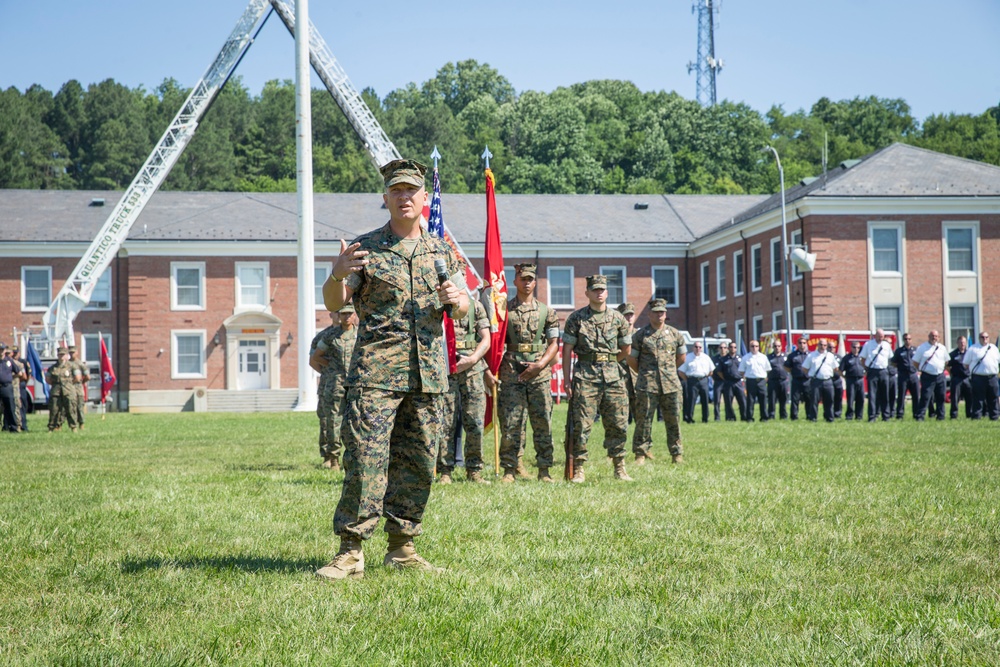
[679,329,1000,423]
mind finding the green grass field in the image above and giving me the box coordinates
[1,407,998,666]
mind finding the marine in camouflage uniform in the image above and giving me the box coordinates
[67,346,89,430]
[562,275,634,482]
[617,302,639,423]
[8,351,24,432]
[316,158,469,580]
[627,298,687,465]
[497,263,561,483]
[46,350,74,431]
[437,298,490,484]
[310,305,358,470]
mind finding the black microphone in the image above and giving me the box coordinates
[434,259,452,316]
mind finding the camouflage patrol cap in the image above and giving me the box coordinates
[67,345,78,352]
[339,302,355,314]
[515,263,537,278]
[586,275,608,290]
[380,158,427,188]
[648,298,668,312]
[57,348,68,357]
[617,302,636,315]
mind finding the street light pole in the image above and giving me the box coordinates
[764,145,792,351]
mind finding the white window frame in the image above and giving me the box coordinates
[946,305,977,348]
[752,315,764,342]
[751,243,763,292]
[733,250,745,297]
[83,267,112,311]
[874,305,901,335]
[315,262,332,310]
[171,261,206,311]
[547,266,574,308]
[171,330,207,380]
[735,319,745,348]
[599,265,626,307]
[790,230,804,281]
[718,323,727,339]
[942,221,978,276]
[21,266,52,312]
[772,310,784,332]
[715,256,726,301]
[651,266,679,308]
[504,266,516,293]
[770,236,783,287]
[235,261,270,312]
[701,326,711,337]
[700,262,710,305]
[869,223,903,277]
[792,307,804,329]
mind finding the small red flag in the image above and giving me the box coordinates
[482,168,508,431]
[99,336,116,403]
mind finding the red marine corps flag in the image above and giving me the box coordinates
[481,147,508,456]
[99,333,116,406]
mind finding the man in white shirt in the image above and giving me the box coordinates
[678,341,715,423]
[912,330,949,421]
[860,329,894,422]
[963,331,1000,420]
[738,340,771,422]
[803,339,839,422]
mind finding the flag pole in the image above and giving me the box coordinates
[492,382,501,475]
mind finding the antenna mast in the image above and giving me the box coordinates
[687,0,723,106]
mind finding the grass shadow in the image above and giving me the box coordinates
[120,554,323,574]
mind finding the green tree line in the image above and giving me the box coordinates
[2,59,999,195]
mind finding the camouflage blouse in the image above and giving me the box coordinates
[630,324,686,394]
[344,223,466,394]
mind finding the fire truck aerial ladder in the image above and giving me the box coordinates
[42,0,402,345]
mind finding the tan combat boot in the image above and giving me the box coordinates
[385,535,442,572]
[644,450,655,461]
[501,469,516,484]
[634,453,646,466]
[322,456,334,469]
[315,537,365,581]
[613,456,633,481]
[515,459,531,479]
[537,467,554,483]
[571,461,586,484]
[672,453,684,464]
[438,472,453,485]
[467,470,491,484]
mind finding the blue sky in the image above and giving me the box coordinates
[1,0,998,122]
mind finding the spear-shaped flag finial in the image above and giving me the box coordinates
[481,145,493,170]
[430,145,441,169]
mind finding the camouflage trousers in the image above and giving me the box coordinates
[317,379,347,459]
[51,391,78,430]
[438,371,487,473]
[570,377,629,461]
[499,377,554,471]
[75,391,86,426]
[633,390,682,457]
[333,387,442,541]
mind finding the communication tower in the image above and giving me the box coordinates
[687,0,723,106]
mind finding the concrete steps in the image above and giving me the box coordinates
[205,389,298,412]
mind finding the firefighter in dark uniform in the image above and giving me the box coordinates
[839,341,866,420]
[892,333,919,419]
[949,336,972,419]
[767,339,789,420]
[718,342,747,421]
[783,336,810,421]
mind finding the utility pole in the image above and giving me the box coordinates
[687,0,723,107]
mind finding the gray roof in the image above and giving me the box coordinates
[2,143,997,246]
[727,143,1000,230]
[0,189,766,245]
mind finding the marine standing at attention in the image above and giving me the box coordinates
[315,159,469,581]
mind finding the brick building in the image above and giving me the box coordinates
[2,143,997,411]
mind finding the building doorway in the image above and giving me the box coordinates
[237,339,269,390]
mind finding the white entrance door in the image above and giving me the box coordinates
[237,339,269,390]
